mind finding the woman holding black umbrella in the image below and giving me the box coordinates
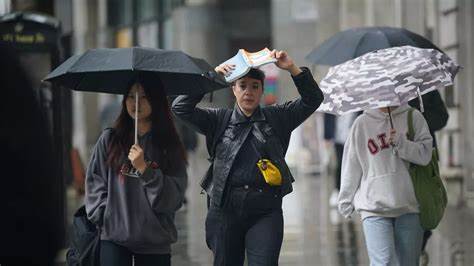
[85,72,187,266]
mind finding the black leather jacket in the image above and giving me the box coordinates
[172,67,323,207]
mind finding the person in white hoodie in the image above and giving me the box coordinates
[338,104,433,266]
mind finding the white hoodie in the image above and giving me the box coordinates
[338,104,433,220]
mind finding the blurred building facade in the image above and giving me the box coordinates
[2,0,474,263]
[3,0,473,214]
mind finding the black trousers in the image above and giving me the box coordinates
[335,143,344,191]
[206,187,284,266]
[100,240,171,266]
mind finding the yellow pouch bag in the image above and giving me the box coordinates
[257,159,282,186]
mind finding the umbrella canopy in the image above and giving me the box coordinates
[44,47,227,95]
[317,46,460,116]
[306,26,442,66]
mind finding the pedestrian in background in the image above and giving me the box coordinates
[85,74,187,266]
[173,50,323,266]
[323,112,358,207]
[338,104,432,266]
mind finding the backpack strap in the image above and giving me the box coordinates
[407,108,415,141]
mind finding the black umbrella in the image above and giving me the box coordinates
[45,47,227,177]
[306,26,442,66]
[44,47,227,95]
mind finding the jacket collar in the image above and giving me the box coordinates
[230,104,266,124]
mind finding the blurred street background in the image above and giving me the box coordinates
[1,0,474,265]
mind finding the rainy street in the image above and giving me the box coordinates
[168,140,473,266]
[2,1,474,265]
[61,135,474,266]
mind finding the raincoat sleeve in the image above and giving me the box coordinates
[338,123,363,219]
[272,67,324,132]
[85,130,111,225]
[138,155,187,214]
[393,110,433,166]
[171,94,218,136]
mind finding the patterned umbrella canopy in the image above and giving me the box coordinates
[317,46,460,115]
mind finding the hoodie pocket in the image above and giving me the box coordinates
[365,173,417,211]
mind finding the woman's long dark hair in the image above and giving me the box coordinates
[107,72,187,174]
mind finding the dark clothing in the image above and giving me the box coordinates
[324,113,359,191]
[227,116,268,187]
[206,188,284,266]
[100,241,171,266]
[335,143,344,191]
[0,44,60,265]
[172,67,323,207]
[85,129,187,254]
[173,67,322,265]
[421,230,433,251]
[323,113,336,140]
[175,119,198,152]
[408,90,449,147]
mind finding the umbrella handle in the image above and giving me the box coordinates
[417,87,425,113]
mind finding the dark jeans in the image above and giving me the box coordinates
[206,187,284,266]
[422,230,432,251]
[335,143,344,190]
[100,240,171,266]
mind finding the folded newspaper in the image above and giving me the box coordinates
[221,48,277,82]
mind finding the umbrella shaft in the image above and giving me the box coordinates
[135,91,138,145]
[388,107,394,129]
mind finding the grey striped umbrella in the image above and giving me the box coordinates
[317,46,460,116]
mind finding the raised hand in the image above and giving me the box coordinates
[215,63,236,77]
[270,49,302,76]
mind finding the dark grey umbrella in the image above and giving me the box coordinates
[44,47,227,95]
[44,47,227,177]
[306,26,442,66]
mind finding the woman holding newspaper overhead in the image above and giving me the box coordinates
[172,49,323,266]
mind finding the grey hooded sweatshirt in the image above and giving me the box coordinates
[85,129,187,254]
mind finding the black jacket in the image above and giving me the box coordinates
[408,90,449,147]
[172,68,323,206]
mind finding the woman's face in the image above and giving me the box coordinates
[232,76,264,116]
[126,83,152,121]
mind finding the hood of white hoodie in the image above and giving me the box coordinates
[364,104,411,121]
